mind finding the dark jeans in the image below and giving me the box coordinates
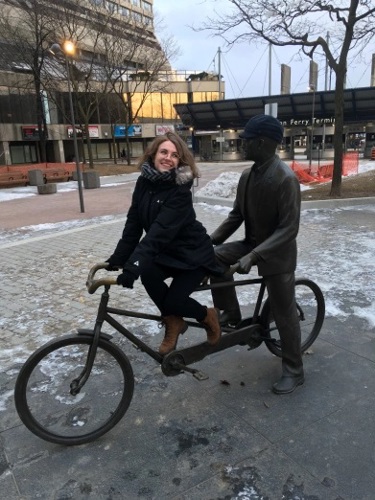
[211,241,303,374]
[140,262,207,321]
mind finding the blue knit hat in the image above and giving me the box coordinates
[239,114,284,144]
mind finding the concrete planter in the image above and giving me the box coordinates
[83,170,100,189]
[37,183,57,194]
[28,169,44,186]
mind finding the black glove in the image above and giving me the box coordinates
[117,262,139,289]
[105,256,122,271]
[236,251,258,275]
[116,272,136,289]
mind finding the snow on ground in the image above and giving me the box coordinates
[0,160,373,203]
[0,160,374,336]
[196,160,374,198]
[0,175,136,203]
[0,214,126,245]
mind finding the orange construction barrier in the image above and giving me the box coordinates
[290,152,359,185]
[289,161,320,184]
[342,152,359,176]
[316,163,334,180]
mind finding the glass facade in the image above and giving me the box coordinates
[131,91,220,121]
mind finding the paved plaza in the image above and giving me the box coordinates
[0,164,374,499]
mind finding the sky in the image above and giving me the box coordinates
[154,0,375,99]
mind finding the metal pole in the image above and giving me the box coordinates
[218,46,222,99]
[218,48,223,161]
[309,86,316,173]
[268,43,272,96]
[65,56,85,213]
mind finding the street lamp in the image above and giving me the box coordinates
[50,41,85,213]
[217,124,224,161]
[308,83,316,173]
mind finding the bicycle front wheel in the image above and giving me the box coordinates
[14,335,134,446]
[260,278,325,358]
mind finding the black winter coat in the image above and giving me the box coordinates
[110,175,222,277]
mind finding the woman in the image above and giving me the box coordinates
[106,132,223,355]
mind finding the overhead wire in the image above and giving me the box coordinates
[220,51,243,98]
[239,44,269,98]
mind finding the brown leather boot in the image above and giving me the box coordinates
[201,307,221,345]
[159,316,188,355]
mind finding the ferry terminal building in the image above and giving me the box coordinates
[174,86,375,162]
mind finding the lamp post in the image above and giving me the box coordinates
[50,42,85,213]
[217,125,224,161]
[309,83,316,173]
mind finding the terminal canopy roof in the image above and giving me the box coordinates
[174,86,375,130]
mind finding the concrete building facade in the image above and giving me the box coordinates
[0,0,224,165]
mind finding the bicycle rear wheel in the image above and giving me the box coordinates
[14,334,134,446]
[260,278,325,358]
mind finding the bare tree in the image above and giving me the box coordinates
[45,7,179,167]
[100,17,180,164]
[0,0,57,162]
[44,2,116,168]
[0,0,110,165]
[201,0,375,197]
[1,1,180,168]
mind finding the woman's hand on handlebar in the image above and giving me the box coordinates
[86,262,119,294]
[116,272,135,289]
[105,256,121,271]
[116,263,139,289]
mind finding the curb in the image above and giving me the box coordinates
[194,195,375,210]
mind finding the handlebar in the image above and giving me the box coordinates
[86,261,241,294]
[86,262,118,294]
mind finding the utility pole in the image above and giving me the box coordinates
[218,47,224,161]
[218,46,222,99]
[268,43,272,96]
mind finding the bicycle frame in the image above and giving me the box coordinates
[73,264,268,387]
[14,265,324,446]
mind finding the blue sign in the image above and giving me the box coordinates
[114,124,142,137]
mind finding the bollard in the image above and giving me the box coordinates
[28,169,44,186]
[37,183,57,194]
[83,170,100,189]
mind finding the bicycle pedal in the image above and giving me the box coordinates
[171,361,209,381]
[193,370,209,381]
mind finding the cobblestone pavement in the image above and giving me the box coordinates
[0,171,375,499]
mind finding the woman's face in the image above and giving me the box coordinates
[154,140,179,172]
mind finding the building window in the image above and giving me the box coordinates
[131,92,189,121]
[89,0,103,6]
[143,1,152,12]
[191,91,220,103]
[105,1,117,13]
[144,16,152,26]
[119,6,130,17]
[10,143,38,164]
[133,11,142,24]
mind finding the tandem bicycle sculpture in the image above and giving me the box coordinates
[14,263,325,446]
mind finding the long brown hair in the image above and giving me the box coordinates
[136,132,200,179]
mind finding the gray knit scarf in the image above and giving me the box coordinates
[141,161,193,185]
[141,162,175,183]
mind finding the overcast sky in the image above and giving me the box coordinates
[154,0,375,100]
